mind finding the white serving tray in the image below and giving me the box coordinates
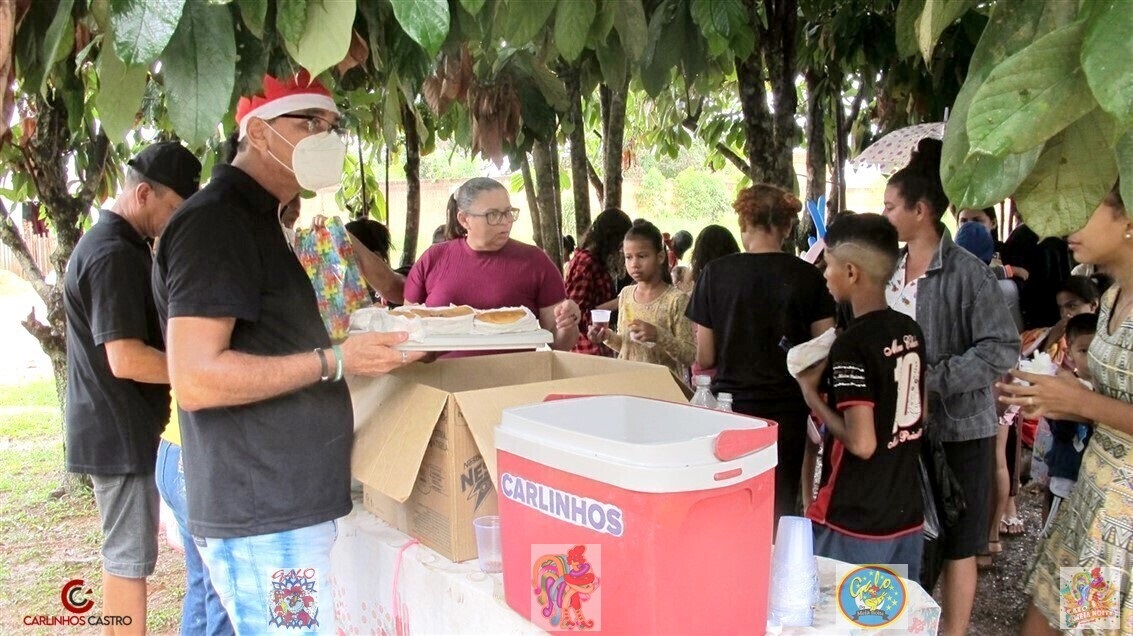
[388,329,554,352]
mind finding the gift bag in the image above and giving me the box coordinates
[295,217,371,341]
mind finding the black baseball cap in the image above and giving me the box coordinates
[127,141,202,201]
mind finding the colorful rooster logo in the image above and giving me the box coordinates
[1060,566,1117,628]
[532,545,600,630]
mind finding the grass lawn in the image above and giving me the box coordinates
[0,378,184,634]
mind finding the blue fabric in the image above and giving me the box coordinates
[156,440,234,636]
[954,222,995,264]
[1044,419,1092,480]
[812,523,923,582]
[196,519,338,635]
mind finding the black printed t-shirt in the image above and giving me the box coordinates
[807,309,925,537]
[686,252,835,407]
[64,211,170,475]
[153,165,352,539]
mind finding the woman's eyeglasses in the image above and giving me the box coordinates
[275,113,347,139]
[464,207,521,225]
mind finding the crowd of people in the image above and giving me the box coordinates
[59,68,1132,636]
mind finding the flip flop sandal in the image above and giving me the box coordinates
[1000,517,1025,535]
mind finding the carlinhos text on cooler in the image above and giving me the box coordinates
[500,473,624,537]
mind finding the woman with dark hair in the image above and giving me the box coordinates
[1000,184,1133,635]
[689,225,740,285]
[687,184,836,526]
[882,138,1019,634]
[566,208,633,355]
[404,177,581,354]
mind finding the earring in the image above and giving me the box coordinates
[1126,232,1132,240]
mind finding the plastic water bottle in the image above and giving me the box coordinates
[716,392,733,412]
[690,375,717,408]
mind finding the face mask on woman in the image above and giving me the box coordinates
[266,127,347,193]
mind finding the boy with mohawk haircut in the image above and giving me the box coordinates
[795,213,927,579]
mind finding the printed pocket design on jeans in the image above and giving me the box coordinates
[268,568,320,630]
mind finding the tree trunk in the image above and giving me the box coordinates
[763,0,799,191]
[564,65,591,238]
[797,68,827,253]
[0,91,111,495]
[521,154,543,249]
[804,70,827,205]
[550,135,563,237]
[532,140,563,269]
[735,55,774,184]
[830,87,849,215]
[399,105,420,269]
[600,78,628,210]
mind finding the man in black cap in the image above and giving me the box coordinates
[63,141,200,632]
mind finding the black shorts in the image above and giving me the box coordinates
[941,436,995,560]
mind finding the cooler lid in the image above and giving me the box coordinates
[496,395,778,493]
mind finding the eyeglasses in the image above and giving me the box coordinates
[275,113,347,139]
[464,207,521,225]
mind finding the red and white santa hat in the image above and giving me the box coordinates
[235,70,339,140]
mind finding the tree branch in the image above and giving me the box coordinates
[586,156,604,204]
[0,199,48,296]
[78,128,110,205]
[21,306,64,354]
[681,117,751,175]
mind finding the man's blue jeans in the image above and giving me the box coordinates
[196,519,338,634]
[156,440,234,636]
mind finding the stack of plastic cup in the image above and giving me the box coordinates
[767,516,819,627]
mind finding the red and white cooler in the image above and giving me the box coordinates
[497,396,777,635]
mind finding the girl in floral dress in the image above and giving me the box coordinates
[1000,184,1133,634]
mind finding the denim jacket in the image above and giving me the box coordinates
[913,234,1021,442]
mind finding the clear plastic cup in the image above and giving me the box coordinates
[773,516,815,570]
[472,515,502,573]
[590,309,611,329]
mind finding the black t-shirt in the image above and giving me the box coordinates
[686,252,835,408]
[808,309,925,537]
[63,211,170,474]
[153,165,352,539]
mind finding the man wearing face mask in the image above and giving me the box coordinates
[65,141,201,633]
[152,71,424,634]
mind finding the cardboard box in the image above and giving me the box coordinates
[349,351,691,562]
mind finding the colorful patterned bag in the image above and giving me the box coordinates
[295,216,370,341]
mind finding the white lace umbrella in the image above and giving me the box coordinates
[850,122,946,174]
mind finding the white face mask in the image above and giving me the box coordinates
[266,126,347,193]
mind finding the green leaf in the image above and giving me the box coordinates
[236,0,267,38]
[21,0,75,95]
[461,0,487,15]
[642,0,685,97]
[689,0,745,39]
[588,0,616,46]
[109,0,185,66]
[161,0,236,147]
[382,76,403,148]
[96,45,148,142]
[1081,0,1133,127]
[1118,132,1133,211]
[390,0,450,58]
[966,21,1094,158]
[894,0,925,59]
[915,0,976,63]
[283,0,356,78]
[276,0,308,47]
[941,0,1067,209]
[555,0,596,62]
[595,34,627,89]
[501,0,555,46]
[611,0,647,61]
[1014,109,1119,238]
[531,63,568,111]
[510,170,525,193]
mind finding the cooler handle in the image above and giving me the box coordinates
[714,427,776,462]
